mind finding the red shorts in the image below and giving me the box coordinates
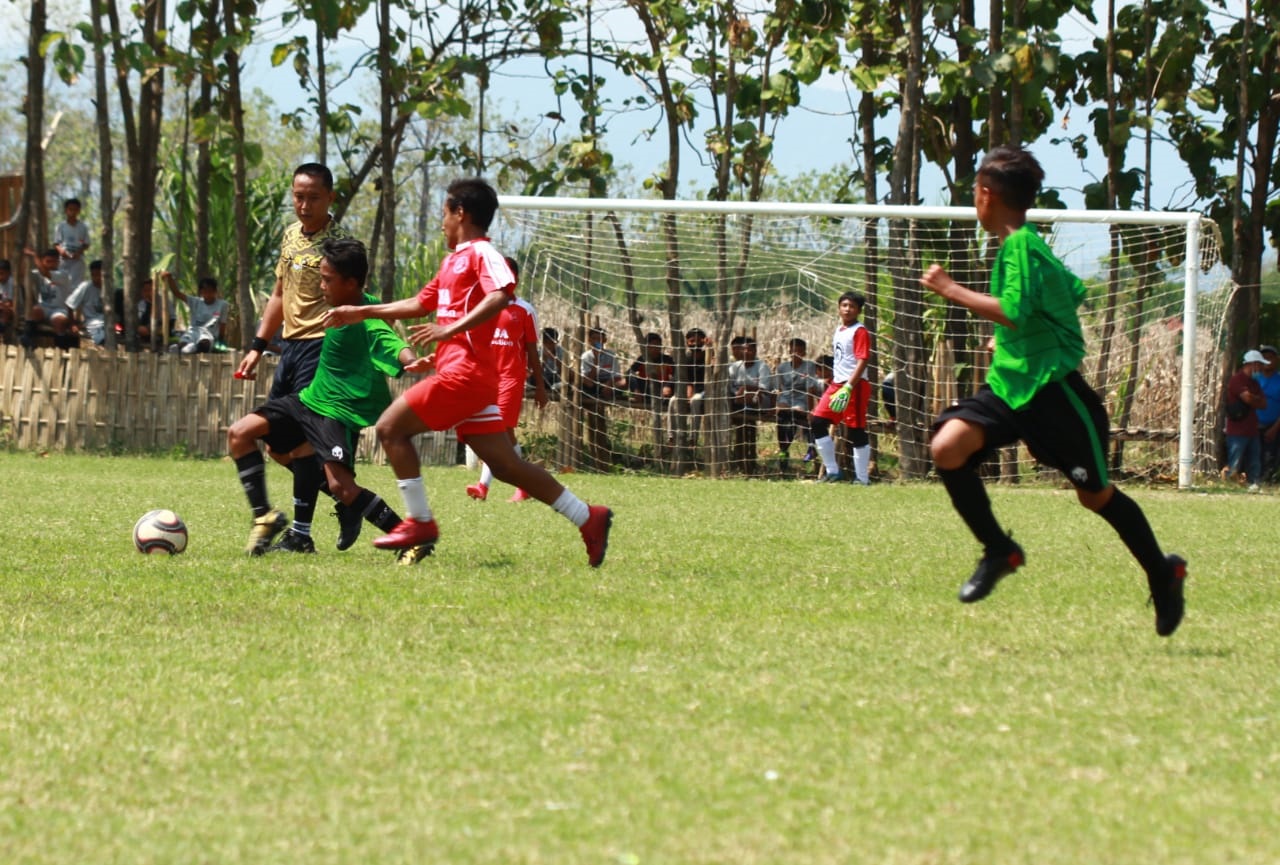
[496,377,525,429]
[814,379,871,428]
[404,370,506,441]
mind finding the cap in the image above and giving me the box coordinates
[1261,345,1278,356]
[1243,349,1266,364]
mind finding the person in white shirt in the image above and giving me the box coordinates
[162,271,229,354]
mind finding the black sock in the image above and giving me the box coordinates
[235,451,270,516]
[357,490,401,532]
[290,457,323,530]
[1096,488,1166,577]
[938,466,1010,553]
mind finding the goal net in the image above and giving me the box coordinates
[485,197,1231,488]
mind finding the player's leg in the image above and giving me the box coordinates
[370,394,440,549]
[931,395,1024,602]
[1029,374,1187,635]
[848,382,873,485]
[470,431,614,567]
[227,409,289,555]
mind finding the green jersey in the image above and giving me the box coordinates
[988,224,1087,410]
[299,294,407,430]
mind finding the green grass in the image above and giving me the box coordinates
[1,452,1277,864]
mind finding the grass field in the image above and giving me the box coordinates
[1,451,1277,864]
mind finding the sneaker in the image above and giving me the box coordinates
[958,540,1025,603]
[580,505,613,568]
[818,471,844,483]
[334,501,363,551]
[396,543,433,566]
[270,529,316,554]
[372,518,439,551]
[509,488,532,503]
[1149,554,1187,637]
[466,483,489,501]
[245,509,288,556]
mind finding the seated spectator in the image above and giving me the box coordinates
[21,246,75,348]
[667,327,710,446]
[162,271,229,354]
[775,337,821,473]
[728,335,773,476]
[115,277,159,345]
[531,326,562,399]
[627,332,675,409]
[66,259,107,346]
[0,258,14,343]
[881,370,897,424]
[580,326,626,401]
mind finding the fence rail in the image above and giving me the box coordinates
[0,346,460,464]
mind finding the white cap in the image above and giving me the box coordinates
[1243,349,1266,364]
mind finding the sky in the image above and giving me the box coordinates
[0,0,1242,214]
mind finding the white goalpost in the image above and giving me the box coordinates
[489,196,1232,489]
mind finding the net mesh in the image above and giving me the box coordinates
[472,199,1231,484]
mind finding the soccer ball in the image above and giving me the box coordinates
[133,509,188,555]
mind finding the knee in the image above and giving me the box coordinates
[1076,485,1113,512]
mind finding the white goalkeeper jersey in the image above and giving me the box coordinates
[831,321,870,384]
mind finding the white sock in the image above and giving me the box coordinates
[816,436,839,474]
[552,488,590,527]
[478,463,493,488]
[397,477,433,522]
[853,444,871,484]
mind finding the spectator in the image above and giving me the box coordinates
[580,327,626,469]
[115,277,158,345]
[162,271,229,354]
[54,197,91,291]
[0,258,14,343]
[774,337,821,473]
[66,259,107,346]
[1223,349,1267,489]
[1254,345,1280,483]
[728,335,773,476]
[21,246,75,348]
[532,326,563,398]
[881,370,897,424]
[626,332,675,409]
[667,327,710,446]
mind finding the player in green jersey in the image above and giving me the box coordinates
[228,238,433,561]
[921,145,1187,637]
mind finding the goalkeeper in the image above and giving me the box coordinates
[809,291,873,484]
[920,144,1186,637]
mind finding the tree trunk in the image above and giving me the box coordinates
[376,0,397,300]
[17,0,49,320]
[222,0,254,350]
[90,0,117,350]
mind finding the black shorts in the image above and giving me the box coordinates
[932,370,1111,491]
[253,394,359,469]
[269,338,324,401]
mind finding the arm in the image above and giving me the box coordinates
[160,270,187,302]
[326,295,429,329]
[236,275,284,378]
[921,264,1013,329]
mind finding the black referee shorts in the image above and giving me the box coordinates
[933,370,1111,491]
[253,394,360,469]
[269,337,324,401]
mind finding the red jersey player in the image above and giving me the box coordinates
[810,291,873,485]
[466,256,547,503]
[324,178,612,566]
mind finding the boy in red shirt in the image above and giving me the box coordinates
[325,178,612,566]
[466,256,547,502]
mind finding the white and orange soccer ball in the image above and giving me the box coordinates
[133,509,188,555]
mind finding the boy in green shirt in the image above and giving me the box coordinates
[228,238,432,560]
[921,145,1187,637]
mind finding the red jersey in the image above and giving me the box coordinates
[415,238,514,380]
[492,296,539,388]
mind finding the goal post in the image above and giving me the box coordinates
[492,196,1230,489]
